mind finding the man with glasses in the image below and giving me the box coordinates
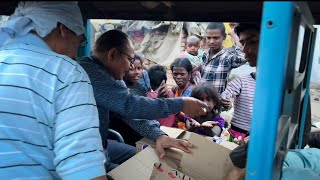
[0,2,108,180]
[78,29,208,172]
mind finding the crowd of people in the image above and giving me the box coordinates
[0,1,318,180]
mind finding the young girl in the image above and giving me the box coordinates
[184,83,226,137]
[124,54,147,96]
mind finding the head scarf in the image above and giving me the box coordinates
[0,1,85,46]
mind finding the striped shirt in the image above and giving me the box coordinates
[0,34,106,180]
[201,46,247,94]
[221,74,256,131]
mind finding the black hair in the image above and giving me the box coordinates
[133,53,143,66]
[148,64,167,90]
[206,22,226,36]
[308,132,320,149]
[234,23,261,37]
[186,35,200,45]
[94,29,131,54]
[190,83,222,117]
[170,57,194,84]
[170,57,193,74]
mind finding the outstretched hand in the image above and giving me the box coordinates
[187,118,201,128]
[181,97,208,118]
[201,121,219,128]
[234,136,250,145]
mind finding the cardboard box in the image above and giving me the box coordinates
[178,133,237,180]
[136,126,192,166]
[108,146,178,180]
[109,126,238,180]
[150,162,195,180]
[136,126,190,153]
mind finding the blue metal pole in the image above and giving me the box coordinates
[85,19,91,56]
[246,2,294,180]
[298,28,317,148]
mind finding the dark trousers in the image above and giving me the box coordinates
[105,139,136,172]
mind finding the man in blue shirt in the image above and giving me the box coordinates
[78,29,208,172]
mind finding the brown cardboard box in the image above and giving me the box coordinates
[136,126,187,153]
[108,146,178,180]
[150,162,195,180]
[109,127,238,180]
[135,126,191,165]
[178,133,237,180]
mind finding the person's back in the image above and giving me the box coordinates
[228,143,320,180]
[283,148,320,174]
[147,64,174,98]
[0,35,101,179]
[0,2,106,179]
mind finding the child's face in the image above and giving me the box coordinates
[205,29,225,51]
[198,93,215,112]
[186,42,199,56]
[124,59,143,84]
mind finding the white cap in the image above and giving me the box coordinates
[0,1,85,45]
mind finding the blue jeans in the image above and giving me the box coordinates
[105,139,136,172]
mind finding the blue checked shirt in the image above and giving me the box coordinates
[201,46,247,94]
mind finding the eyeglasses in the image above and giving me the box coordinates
[79,34,88,47]
[70,32,87,47]
[117,49,135,65]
